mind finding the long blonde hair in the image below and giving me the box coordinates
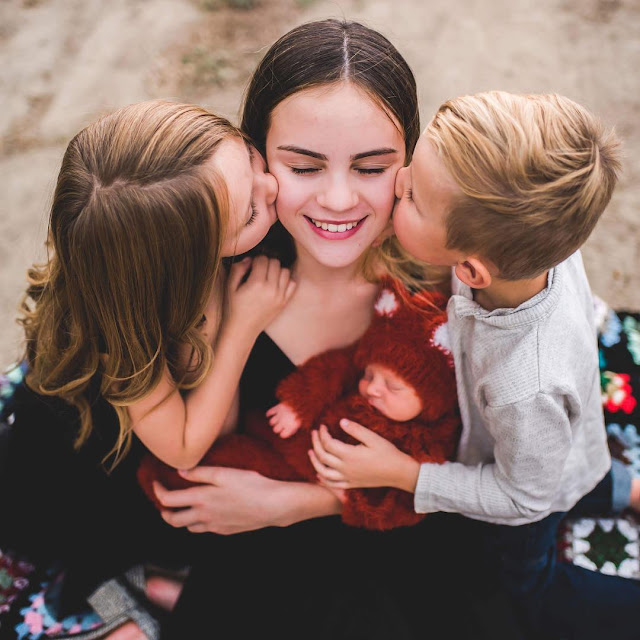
[20,100,240,466]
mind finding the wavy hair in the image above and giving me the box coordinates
[20,100,240,466]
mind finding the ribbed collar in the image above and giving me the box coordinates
[449,263,562,328]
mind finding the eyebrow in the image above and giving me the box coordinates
[277,145,398,161]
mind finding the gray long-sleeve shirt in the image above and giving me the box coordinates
[414,251,611,525]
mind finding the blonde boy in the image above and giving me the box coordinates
[311,92,640,637]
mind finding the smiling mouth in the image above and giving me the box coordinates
[306,216,366,233]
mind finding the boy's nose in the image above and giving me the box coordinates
[395,166,408,199]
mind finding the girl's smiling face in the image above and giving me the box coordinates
[265,82,405,269]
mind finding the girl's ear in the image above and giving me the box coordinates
[454,258,493,289]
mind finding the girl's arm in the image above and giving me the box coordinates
[130,256,295,470]
[154,466,342,535]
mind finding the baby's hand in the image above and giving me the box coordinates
[226,256,295,337]
[266,402,301,438]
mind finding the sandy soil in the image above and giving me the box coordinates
[1,0,639,367]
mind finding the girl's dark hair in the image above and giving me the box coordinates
[242,18,420,161]
[240,19,449,290]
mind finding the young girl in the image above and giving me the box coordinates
[1,99,292,617]
[22,99,294,472]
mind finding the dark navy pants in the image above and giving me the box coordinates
[472,464,640,640]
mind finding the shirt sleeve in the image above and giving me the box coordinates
[414,392,572,524]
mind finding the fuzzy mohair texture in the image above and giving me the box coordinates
[137,278,461,530]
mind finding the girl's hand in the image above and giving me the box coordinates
[266,402,302,438]
[154,466,342,534]
[226,255,295,337]
[309,420,420,494]
[154,466,286,535]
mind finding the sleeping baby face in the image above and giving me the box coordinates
[358,363,423,422]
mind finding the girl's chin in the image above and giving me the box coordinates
[303,244,372,270]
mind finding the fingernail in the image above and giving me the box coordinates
[340,419,348,427]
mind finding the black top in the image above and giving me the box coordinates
[239,332,296,415]
[0,380,191,616]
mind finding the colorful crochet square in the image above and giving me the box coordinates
[560,517,640,578]
[557,309,640,577]
[0,550,35,617]
[13,571,102,639]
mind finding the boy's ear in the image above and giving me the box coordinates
[454,258,493,289]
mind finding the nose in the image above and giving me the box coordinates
[262,172,278,206]
[251,147,278,206]
[317,175,358,212]
[395,166,408,200]
[365,377,383,398]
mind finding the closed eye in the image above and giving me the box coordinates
[406,188,413,201]
[245,202,258,226]
[291,167,320,175]
[356,167,386,175]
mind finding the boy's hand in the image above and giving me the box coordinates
[266,402,301,438]
[226,255,296,337]
[309,420,420,494]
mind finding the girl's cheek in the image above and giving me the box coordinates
[369,174,398,216]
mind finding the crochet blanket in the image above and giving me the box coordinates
[1,303,639,638]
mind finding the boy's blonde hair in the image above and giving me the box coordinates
[20,100,239,467]
[425,91,621,280]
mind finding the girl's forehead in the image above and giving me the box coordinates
[274,83,395,127]
[268,83,404,153]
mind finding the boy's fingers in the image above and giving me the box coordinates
[338,419,374,444]
[317,424,352,456]
[308,449,344,481]
[311,429,343,467]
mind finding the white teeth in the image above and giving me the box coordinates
[310,218,360,233]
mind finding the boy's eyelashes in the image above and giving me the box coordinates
[406,188,413,201]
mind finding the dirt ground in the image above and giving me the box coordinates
[1,0,639,367]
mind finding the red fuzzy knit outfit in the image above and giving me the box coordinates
[137,278,461,530]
